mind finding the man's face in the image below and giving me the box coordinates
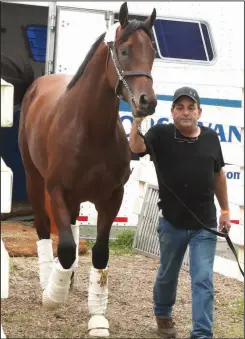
[171,96,202,130]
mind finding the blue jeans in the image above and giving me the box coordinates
[154,217,217,339]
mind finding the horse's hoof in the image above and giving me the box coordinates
[88,315,110,337]
[42,289,62,310]
[88,329,110,337]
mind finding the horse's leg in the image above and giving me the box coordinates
[88,186,124,337]
[25,173,54,291]
[21,144,53,291]
[42,187,76,309]
[69,204,81,289]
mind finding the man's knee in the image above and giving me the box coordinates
[191,268,214,290]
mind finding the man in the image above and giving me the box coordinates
[129,86,231,339]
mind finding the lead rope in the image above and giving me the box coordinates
[137,126,244,277]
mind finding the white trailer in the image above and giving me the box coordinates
[2,1,244,247]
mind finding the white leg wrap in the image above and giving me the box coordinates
[87,267,109,337]
[88,316,109,337]
[71,224,79,268]
[42,258,73,310]
[36,239,54,290]
[1,324,6,339]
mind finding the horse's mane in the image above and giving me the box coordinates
[67,19,153,90]
[67,32,106,90]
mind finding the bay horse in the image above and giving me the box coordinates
[18,2,157,336]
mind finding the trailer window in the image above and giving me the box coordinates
[113,14,214,63]
[153,19,214,62]
[25,25,47,62]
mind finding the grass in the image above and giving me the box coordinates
[9,258,17,273]
[86,230,135,255]
[214,297,244,338]
[231,298,244,317]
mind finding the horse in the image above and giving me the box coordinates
[18,2,157,336]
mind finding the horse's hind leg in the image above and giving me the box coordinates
[19,101,54,291]
[41,201,79,309]
[41,187,77,309]
[88,186,124,337]
[24,168,53,291]
[69,204,81,289]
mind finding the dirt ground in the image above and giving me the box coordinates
[1,221,87,257]
[1,222,244,339]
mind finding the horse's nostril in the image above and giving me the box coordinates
[139,94,149,106]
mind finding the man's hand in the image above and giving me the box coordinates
[218,213,231,232]
[134,117,145,125]
[129,117,147,153]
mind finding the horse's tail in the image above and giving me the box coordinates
[18,81,38,139]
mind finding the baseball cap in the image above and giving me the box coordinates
[172,86,200,104]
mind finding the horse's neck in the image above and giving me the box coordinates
[70,45,119,134]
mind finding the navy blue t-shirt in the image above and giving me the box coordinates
[137,123,225,229]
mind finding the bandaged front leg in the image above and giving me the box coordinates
[88,267,109,337]
[71,224,80,268]
[37,239,54,290]
[42,258,74,310]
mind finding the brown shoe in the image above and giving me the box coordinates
[155,316,176,338]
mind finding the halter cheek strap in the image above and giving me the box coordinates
[104,23,153,110]
[108,43,153,97]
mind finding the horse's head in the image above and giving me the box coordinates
[106,2,157,118]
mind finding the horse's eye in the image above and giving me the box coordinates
[120,48,128,57]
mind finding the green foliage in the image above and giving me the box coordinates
[86,230,136,254]
[113,230,135,249]
[233,298,244,316]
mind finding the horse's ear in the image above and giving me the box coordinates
[145,8,156,28]
[119,2,129,28]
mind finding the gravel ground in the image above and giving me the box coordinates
[1,253,244,339]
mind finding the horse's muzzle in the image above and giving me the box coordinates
[134,93,157,117]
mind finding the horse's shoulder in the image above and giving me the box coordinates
[36,73,72,87]
[32,74,71,100]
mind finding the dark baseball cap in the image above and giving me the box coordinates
[172,86,200,104]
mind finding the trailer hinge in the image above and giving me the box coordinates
[50,15,56,31]
[105,11,111,29]
[47,60,54,74]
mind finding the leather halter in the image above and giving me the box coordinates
[107,42,153,110]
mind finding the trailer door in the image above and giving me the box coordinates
[54,6,111,74]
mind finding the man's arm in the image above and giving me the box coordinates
[129,118,147,153]
[214,168,231,231]
[214,168,229,210]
